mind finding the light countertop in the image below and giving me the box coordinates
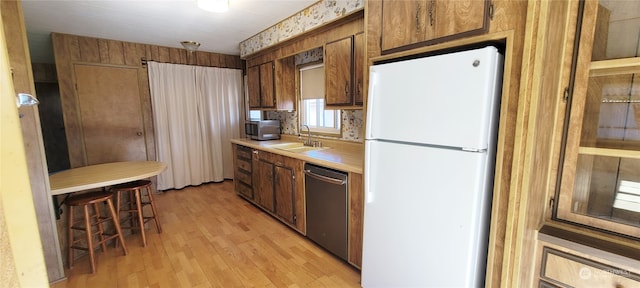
[231,137,364,174]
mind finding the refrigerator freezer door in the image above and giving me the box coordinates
[362,140,493,287]
[366,46,502,150]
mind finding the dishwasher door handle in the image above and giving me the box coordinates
[304,169,346,185]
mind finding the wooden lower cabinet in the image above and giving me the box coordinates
[232,144,364,268]
[274,165,295,224]
[233,144,304,233]
[537,236,640,288]
[348,172,364,268]
[255,158,275,212]
[233,145,254,199]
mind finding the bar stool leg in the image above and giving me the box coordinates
[145,186,162,233]
[83,205,96,274]
[134,189,147,247]
[67,205,74,269]
[106,197,128,255]
[93,203,107,252]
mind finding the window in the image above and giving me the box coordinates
[248,110,262,121]
[299,63,340,135]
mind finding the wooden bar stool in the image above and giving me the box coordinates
[112,180,162,247]
[67,190,128,274]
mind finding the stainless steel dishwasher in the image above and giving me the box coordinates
[304,163,349,261]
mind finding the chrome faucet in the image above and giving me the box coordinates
[302,125,312,146]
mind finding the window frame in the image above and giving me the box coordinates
[298,62,341,136]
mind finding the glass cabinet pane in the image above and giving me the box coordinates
[591,0,640,61]
[572,154,640,228]
[581,73,640,150]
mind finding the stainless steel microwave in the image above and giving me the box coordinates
[245,120,281,140]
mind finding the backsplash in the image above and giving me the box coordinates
[266,110,364,142]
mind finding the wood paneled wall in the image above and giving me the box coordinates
[51,32,243,168]
[1,0,64,283]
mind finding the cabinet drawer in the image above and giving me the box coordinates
[237,147,252,159]
[540,247,640,288]
[236,181,253,199]
[237,158,252,172]
[236,169,252,186]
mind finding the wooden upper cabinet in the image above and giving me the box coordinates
[381,0,489,53]
[353,32,365,105]
[381,0,428,51]
[247,65,261,108]
[259,61,275,108]
[432,0,487,39]
[275,57,296,111]
[248,59,294,110]
[325,36,354,107]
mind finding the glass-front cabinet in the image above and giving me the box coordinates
[556,0,640,238]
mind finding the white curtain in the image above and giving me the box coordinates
[148,62,243,190]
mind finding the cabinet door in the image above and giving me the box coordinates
[353,32,365,106]
[255,158,275,212]
[275,57,296,110]
[381,0,489,52]
[274,165,295,225]
[556,1,640,238]
[259,61,275,108]
[433,0,487,39]
[247,65,261,108]
[381,0,429,51]
[325,36,353,106]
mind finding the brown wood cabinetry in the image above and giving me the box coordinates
[275,56,296,111]
[247,61,275,109]
[259,62,275,108]
[233,145,253,199]
[325,36,353,106]
[353,32,365,105]
[248,59,296,110]
[536,232,640,288]
[255,156,276,211]
[555,0,640,239]
[348,172,364,268]
[324,33,365,108]
[381,0,489,53]
[233,144,304,232]
[247,65,261,108]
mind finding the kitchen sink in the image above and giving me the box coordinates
[267,142,328,153]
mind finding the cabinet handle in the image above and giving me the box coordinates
[415,3,421,32]
[428,0,434,26]
[344,83,349,96]
[489,3,495,20]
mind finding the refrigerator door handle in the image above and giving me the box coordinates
[366,69,377,139]
[364,141,374,204]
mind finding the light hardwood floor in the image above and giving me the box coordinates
[51,180,361,287]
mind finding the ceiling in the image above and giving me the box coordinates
[21,0,317,64]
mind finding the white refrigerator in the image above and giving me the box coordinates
[361,46,504,287]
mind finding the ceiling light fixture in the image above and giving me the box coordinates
[197,0,229,13]
[180,41,201,53]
